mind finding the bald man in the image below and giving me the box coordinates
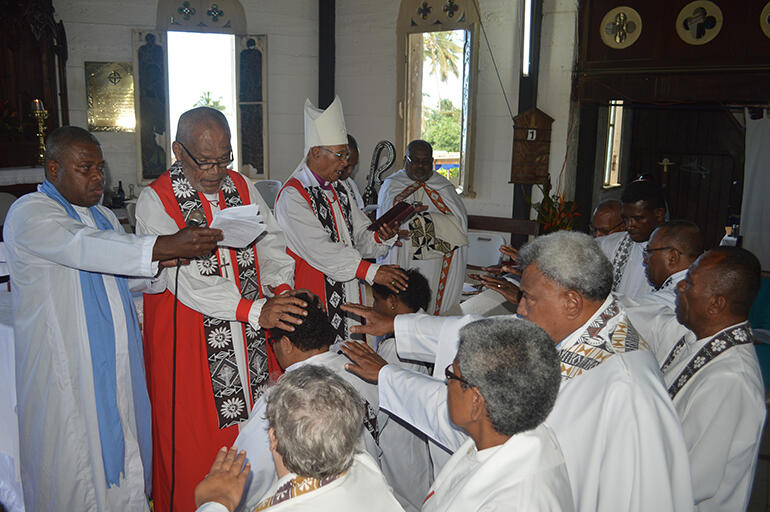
[590,199,624,238]
[665,247,765,512]
[136,107,301,512]
[626,221,704,363]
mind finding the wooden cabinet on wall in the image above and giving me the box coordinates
[0,0,68,168]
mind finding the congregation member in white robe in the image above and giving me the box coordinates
[597,179,666,301]
[208,366,403,512]
[377,140,468,315]
[275,96,407,343]
[371,270,434,512]
[342,231,694,512]
[590,199,624,238]
[233,294,382,509]
[340,134,365,210]
[136,107,303,512]
[422,318,573,511]
[664,246,765,512]
[625,220,704,363]
[4,126,223,512]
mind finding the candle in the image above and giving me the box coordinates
[32,99,45,112]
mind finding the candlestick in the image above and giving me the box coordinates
[32,101,48,165]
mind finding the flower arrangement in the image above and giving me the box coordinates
[530,178,580,233]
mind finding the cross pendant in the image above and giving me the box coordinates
[220,259,232,279]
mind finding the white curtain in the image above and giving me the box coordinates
[742,110,770,271]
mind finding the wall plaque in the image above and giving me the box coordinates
[86,62,136,132]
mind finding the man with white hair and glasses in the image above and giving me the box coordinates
[195,366,404,512]
[342,231,694,512]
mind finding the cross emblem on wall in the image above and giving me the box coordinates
[417,2,432,20]
[207,4,224,22]
[108,70,122,85]
[682,7,717,40]
[605,12,637,44]
[177,1,196,20]
[443,0,459,17]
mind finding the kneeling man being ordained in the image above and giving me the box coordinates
[423,317,573,511]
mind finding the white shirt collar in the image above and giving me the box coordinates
[557,295,615,351]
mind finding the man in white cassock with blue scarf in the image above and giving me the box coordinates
[3,126,222,511]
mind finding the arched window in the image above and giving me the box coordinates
[396,0,479,196]
[133,0,268,182]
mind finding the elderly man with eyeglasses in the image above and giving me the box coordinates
[136,106,303,512]
[625,220,705,364]
[275,96,406,344]
[376,139,468,316]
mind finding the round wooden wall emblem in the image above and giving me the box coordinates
[676,1,723,45]
[600,6,643,49]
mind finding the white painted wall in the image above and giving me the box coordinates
[337,0,578,217]
[53,0,318,193]
[52,0,578,214]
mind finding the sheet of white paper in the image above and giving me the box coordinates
[209,204,266,248]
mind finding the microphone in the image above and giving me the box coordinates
[185,208,207,228]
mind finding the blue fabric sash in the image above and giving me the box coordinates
[39,181,152,489]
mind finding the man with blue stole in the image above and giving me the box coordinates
[3,126,222,511]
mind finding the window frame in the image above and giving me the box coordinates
[396,0,480,197]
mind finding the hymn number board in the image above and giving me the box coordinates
[510,108,554,185]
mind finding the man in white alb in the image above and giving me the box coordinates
[597,179,666,301]
[625,220,703,363]
[4,126,222,511]
[233,294,382,509]
[342,231,694,512]
[136,107,304,512]
[420,317,573,511]
[275,96,407,343]
[665,246,765,512]
[377,140,468,315]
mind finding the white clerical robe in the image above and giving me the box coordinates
[276,164,393,334]
[136,179,295,397]
[377,337,433,512]
[194,453,403,512]
[377,170,468,315]
[625,269,693,364]
[378,303,694,512]
[422,425,573,512]
[597,231,653,302]
[234,350,382,510]
[343,177,365,210]
[663,322,765,512]
[4,192,162,512]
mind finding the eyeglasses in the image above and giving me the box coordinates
[643,245,679,258]
[178,142,233,171]
[320,147,350,161]
[406,155,434,167]
[445,364,473,387]
[590,220,625,236]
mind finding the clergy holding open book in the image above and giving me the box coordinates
[4,126,224,512]
[135,107,304,512]
[377,140,468,315]
[275,96,407,343]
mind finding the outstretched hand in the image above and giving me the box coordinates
[194,447,251,512]
[153,227,223,261]
[341,341,387,383]
[340,303,395,336]
[258,292,309,331]
[477,274,521,304]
